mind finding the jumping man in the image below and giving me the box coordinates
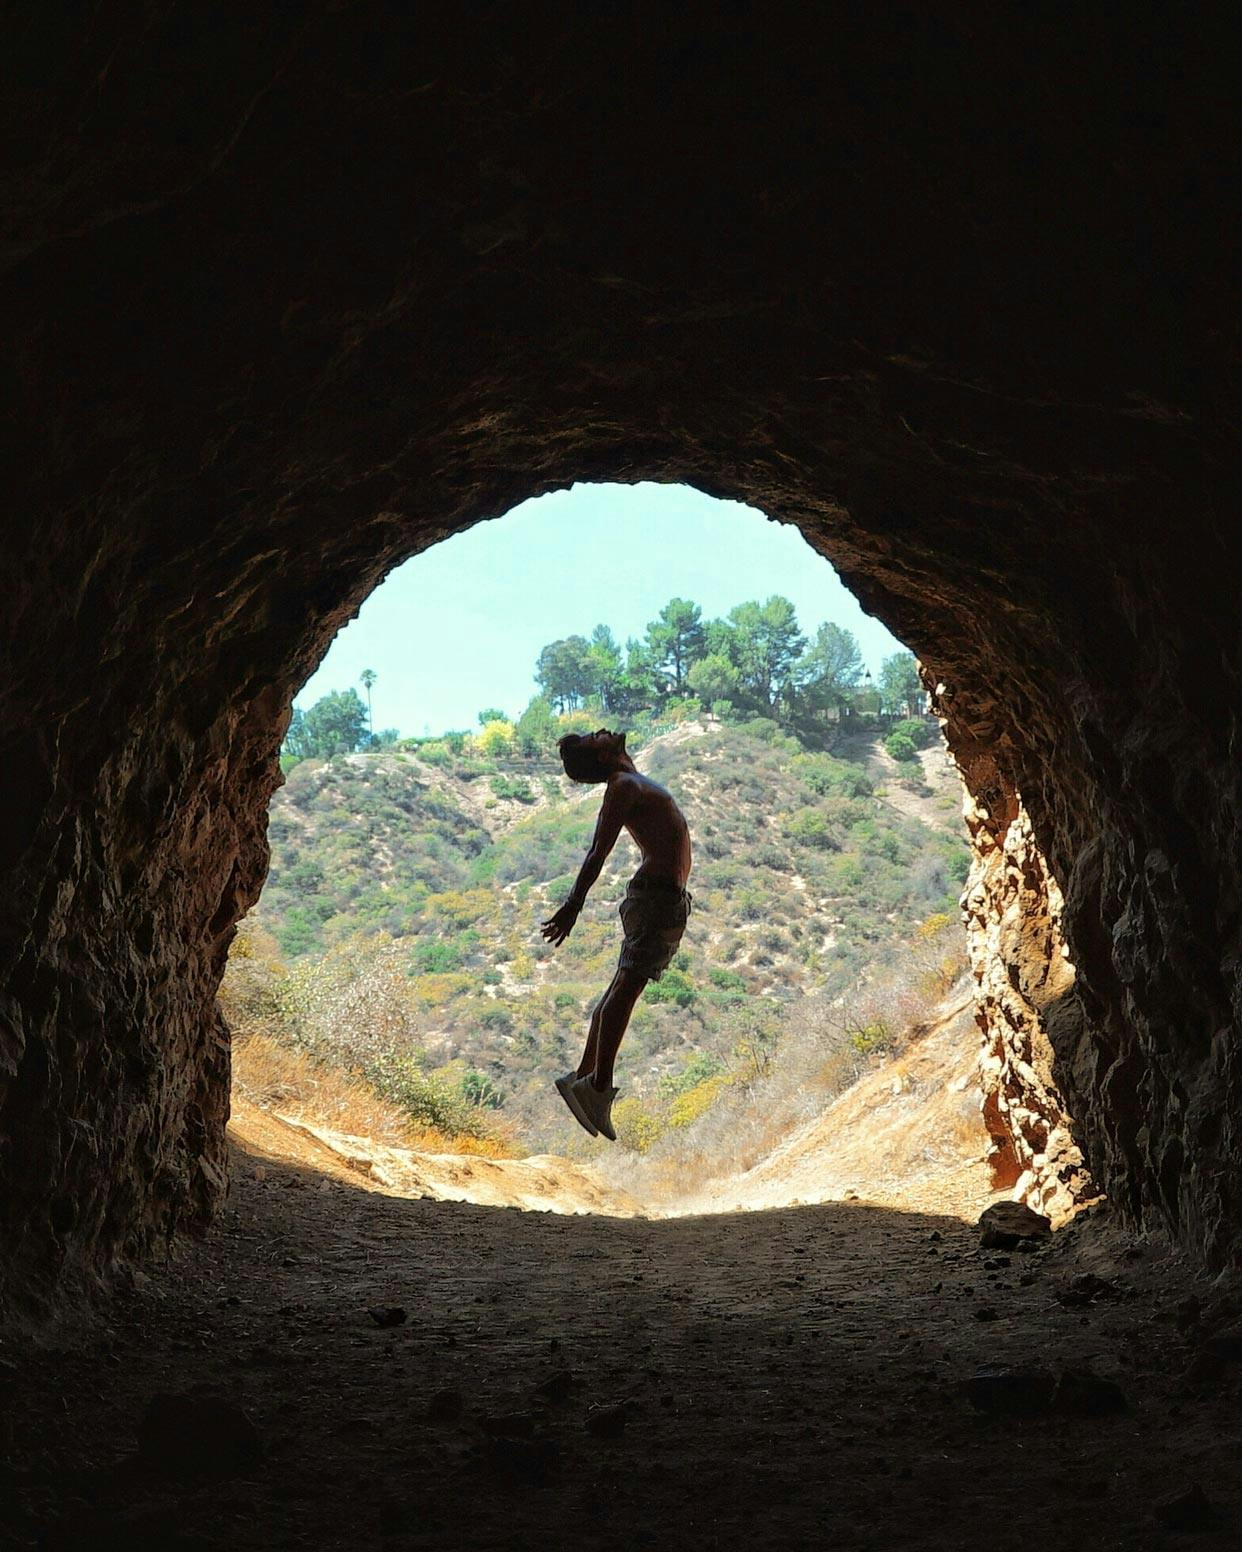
[541,729,693,1142]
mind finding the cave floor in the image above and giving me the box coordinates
[4,1140,1241,1551]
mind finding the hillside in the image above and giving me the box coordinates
[226,718,970,1151]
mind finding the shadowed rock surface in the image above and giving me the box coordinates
[1,6,1240,1310]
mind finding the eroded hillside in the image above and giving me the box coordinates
[226,719,969,1151]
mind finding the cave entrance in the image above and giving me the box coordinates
[223,483,984,1220]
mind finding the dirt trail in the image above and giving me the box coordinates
[5,1126,1241,1550]
[873,742,962,832]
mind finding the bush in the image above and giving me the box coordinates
[892,717,938,750]
[460,1068,505,1109]
[838,769,874,798]
[489,773,535,803]
[884,731,919,763]
[783,808,838,850]
[742,717,783,743]
[668,1072,733,1127]
[612,1096,665,1153]
[363,1050,487,1136]
[276,908,320,958]
[708,967,747,993]
[645,968,696,1007]
[477,1004,514,1033]
[409,938,465,974]
[475,719,516,757]
[848,1019,896,1056]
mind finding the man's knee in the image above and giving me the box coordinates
[614,968,649,1003]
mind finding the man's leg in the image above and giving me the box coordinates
[575,972,620,1081]
[588,968,648,1091]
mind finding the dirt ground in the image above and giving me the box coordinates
[4,1131,1242,1552]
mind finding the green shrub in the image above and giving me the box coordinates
[645,968,696,1007]
[892,717,938,750]
[708,966,747,993]
[477,1004,514,1032]
[409,938,465,974]
[460,1068,505,1109]
[489,773,535,803]
[658,1049,725,1098]
[364,1050,486,1136]
[783,808,838,850]
[276,908,320,958]
[884,731,919,763]
[849,1019,896,1056]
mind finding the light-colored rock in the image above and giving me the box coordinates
[933,676,1096,1224]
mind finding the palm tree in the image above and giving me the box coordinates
[359,669,377,739]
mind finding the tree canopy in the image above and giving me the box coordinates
[878,652,924,717]
[521,596,923,750]
[283,596,926,767]
[284,689,370,760]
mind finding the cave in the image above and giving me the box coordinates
[2,6,1239,1330]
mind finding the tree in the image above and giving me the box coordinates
[645,597,705,695]
[283,706,312,761]
[727,596,806,709]
[535,635,593,710]
[585,624,624,710]
[359,669,377,737]
[478,707,507,726]
[283,689,369,759]
[687,653,739,709]
[475,718,516,757]
[703,617,739,662]
[797,622,864,716]
[611,637,660,714]
[878,652,924,717]
[515,695,557,756]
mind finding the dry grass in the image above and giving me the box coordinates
[231,1034,517,1159]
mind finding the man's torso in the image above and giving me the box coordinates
[613,771,692,888]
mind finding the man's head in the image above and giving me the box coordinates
[558,728,629,783]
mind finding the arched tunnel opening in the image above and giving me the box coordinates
[3,5,1241,1544]
[225,480,991,1217]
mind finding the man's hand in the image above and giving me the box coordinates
[540,901,581,947]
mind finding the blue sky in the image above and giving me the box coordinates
[296,483,906,736]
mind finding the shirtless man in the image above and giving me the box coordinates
[541,729,692,1142]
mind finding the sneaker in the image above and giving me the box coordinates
[571,1076,618,1143]
[555,1071,598,1137]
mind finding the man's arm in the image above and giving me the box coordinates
[540,777,635,947]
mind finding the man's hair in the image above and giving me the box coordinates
[558,734,610,784]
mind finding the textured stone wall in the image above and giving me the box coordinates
[933,679,1093,1222]
[2,6,1240,1312]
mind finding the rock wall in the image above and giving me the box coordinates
[933,679,1093,1221]
[2,6,1240,1313]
